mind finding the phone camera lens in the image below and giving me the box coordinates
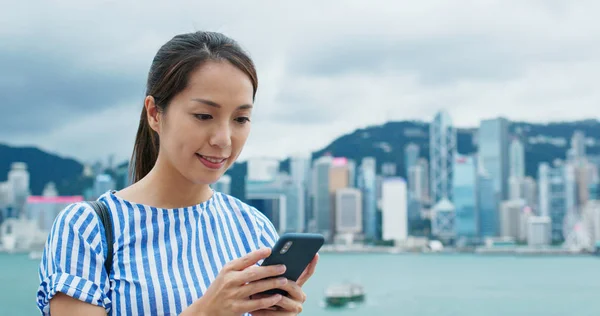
[280,241,293,254]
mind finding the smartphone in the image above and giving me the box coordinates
[259,233,325,296]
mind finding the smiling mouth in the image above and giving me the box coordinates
[197,154,227,163]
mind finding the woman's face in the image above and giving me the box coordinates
[149,60,254,185]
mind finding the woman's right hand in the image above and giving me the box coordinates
[182,247,288,316]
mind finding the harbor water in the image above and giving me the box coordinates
[1,252,599,315]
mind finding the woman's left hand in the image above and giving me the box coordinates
[250,254,319,315]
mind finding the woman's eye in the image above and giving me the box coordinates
[195,114,213,120]
[235,117,251,124]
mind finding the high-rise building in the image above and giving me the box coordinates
[510,138,525,179]
[522,177,537,209]
[538,161,570,243]
[358,157,378,241]
[478,170,498,238]
[381,162,397,177]
[432,198,455,241]
[538,163,551,217]
[329,158,350,238]
[519,206,534,243]
[8,162,30,217]
[478,118,510,201]
[408,164,424,201]
[382,178,408,243]
[246,172,301,234]
[571,130,586,160]
[347,159,357,188]
[453,155,477,240]
[430,111,456,203]
[290,154,310,232]
[404,143,420,178]
[500,199,525,240]
[335,188,362,235]
[312,156,333,239]
[509,176,523,201]
[418,158,430,203]
[527,216,551,247]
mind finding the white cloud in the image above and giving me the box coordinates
[2,0,600,163]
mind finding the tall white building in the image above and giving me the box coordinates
[311,156,333,238]
[382,178,408,242]
[571,130,586,160]
[500,199,525,239]
[8,162,30,216]
[335,188,362,235]
[538,163,550,217]
[430,110,456,203]
[510,138,525,179]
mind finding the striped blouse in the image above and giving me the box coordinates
[37,190,279,315]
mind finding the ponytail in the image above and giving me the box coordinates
[130,106,159,183]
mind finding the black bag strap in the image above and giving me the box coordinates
[88,201,114,275]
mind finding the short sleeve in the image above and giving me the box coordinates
[36,203,112,315]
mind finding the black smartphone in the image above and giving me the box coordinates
[259,233,325,296]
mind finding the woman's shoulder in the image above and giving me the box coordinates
[211,191,272,226]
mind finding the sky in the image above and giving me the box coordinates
[2,0,600,165]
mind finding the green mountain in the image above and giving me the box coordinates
[2,119,599,198]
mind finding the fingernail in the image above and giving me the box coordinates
[278,277,287,285]
[278,265,286,272]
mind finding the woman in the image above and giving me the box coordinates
[36,31,318,316]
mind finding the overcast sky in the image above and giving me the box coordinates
[2,0,600,164]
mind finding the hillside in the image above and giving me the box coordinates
[2,119,599,198]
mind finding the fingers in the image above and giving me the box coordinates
[278,280,305,303]
[237,293,283,313]
[297,253,319,287]
[272,295,303,314]
[224,248,271,272]
[241,264,287,283]
[241,277,288,297]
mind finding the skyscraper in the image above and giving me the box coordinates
[430,110,456,203]
[478,170,498,238]
[453,155,477,240]
[382,178,408,243]
[312,156,333,240]
[8,162,30,217]
[329,158,350,239]
[418,158,430,203]
[479,117,510,201]
[335,188,362,236]
[404,143,419,178]
[571,130,586,160]
[359,157,378,241]
[510,138,525,179]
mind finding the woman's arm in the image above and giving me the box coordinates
[50,293,107,316]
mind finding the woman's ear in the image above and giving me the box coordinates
[145,95,161,134]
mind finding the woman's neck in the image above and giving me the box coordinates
[119,155,213,209]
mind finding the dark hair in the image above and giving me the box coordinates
[129,31,258,183]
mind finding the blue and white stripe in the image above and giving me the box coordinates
[37,190,279,315]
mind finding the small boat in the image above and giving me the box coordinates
[325,283,365,307]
